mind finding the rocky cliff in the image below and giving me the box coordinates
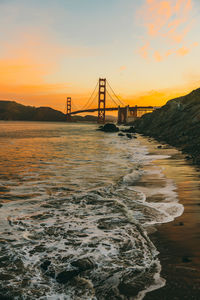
[134,88,200,164]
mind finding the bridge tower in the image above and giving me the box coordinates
[98,78,106,124]
[118,106,129,124]
[66,97,72,121]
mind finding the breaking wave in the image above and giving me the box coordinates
[0,122,183,299]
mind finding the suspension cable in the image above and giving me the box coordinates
[88,92,98,109]
[83,92,98,110]
[71,99,80,111]
[106,90,120,107]
[81,81,99,110]
[106,80,126,106]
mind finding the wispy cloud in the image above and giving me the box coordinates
[137,0,197,61]
[119,65,127,72]
[139,42,150,59]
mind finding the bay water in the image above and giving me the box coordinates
[0,122,184,299]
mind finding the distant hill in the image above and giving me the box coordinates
[0,101,66,122]
[0,100,101,122]
[134,88,200,164]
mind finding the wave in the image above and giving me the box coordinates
[0,131,184,300]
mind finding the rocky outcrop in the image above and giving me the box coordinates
[134,88,200,164]
[71,258,95,272]
[56,269,79,284]
[98,123,119,132]
[121,126,135,133]
[56,258,95,284]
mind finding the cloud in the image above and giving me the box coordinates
[137,0,197,61]
[139,42,150,59]
[119,66,127,71]
[154,51,162,62]
[176,46,190,56]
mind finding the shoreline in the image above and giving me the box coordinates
[138,137,200,299]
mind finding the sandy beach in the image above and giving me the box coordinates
[139,137,200,299]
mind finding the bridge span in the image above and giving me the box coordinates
[70,106,157,115]
[66,79,159,124]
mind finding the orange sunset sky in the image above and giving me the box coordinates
[1,0,200,112]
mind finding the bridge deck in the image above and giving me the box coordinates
[70,106,159,115]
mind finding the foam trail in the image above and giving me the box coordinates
[0,123,185,299]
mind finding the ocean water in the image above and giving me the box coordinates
[0,122,184,300]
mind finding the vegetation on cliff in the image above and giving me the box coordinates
[134,88,200,164]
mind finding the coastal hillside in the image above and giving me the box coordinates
[0,100,101,122]
[134,88,200,164]
[0,101,66,122]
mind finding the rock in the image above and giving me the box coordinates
[134,88,200,166]
[98,123,119,132]
[40,260,51,271]
[29,244,46,254]
[45,266,55,278]
[0,295,13,300]
[185,155,192,160]
[56,269,79,284]
[0,273,14,280]
[118,281,141,297]
[182,256,192,263]
[21,278,30,288]
[126,134,132,139]
[0,256,10,268]
[118,133,125,137]
[121,126,135,133]
[71,258,95,271]
[174,222,184,226]
[97,219,112,230]
[13,258,25,275]
[120,240,134,252]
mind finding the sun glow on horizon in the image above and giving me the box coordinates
[0,0,200,112]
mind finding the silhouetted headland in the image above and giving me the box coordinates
[0,100,99,122]
[134,88,200,164]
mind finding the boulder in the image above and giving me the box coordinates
[71,258,95,271]
[185,155,192,160]
[0,294,13,300]
[56,269,79,284]
[182,256,192,263]
[98,123,119,132]
[126,134,132,139]
[40,260,51,271]
[121,126,135,133]
[45,266,55,278]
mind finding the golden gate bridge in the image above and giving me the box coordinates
[66,78,159,124]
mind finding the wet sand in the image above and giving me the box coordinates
[139,137,200,299]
